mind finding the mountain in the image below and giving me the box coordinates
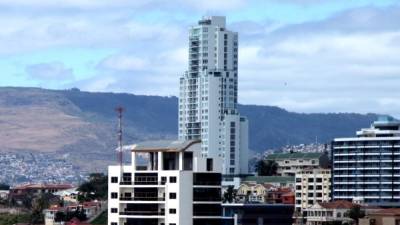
[0,87,378,171]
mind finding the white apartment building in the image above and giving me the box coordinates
[108,140,228,225]
[295,169,331,214]
[332,116,400,207]
[178,16,249,175]
[265,152,330,177]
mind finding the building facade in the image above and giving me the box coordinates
[295,169,331,215]
[178,16,248,175]
[304,200,355,225]
[332,116,400,207]
[265,152,330,177]
[108,140,229,225]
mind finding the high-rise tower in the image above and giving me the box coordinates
[178,16,249,175]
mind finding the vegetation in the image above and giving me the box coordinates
[91,211,107,225]
[346,205,365,225]
[78,173,108,201]
[255,160,278,176]
[0,213,30,225]
[223,186,236,203]
[54,207,87,222]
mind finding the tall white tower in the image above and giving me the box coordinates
[178,16,249,175]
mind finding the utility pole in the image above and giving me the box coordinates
[116,106,124,176]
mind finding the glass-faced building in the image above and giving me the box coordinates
[332,116,400,206]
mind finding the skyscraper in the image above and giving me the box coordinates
[178,16,249,175]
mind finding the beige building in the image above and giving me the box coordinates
[295,169,331,214]
[305,200,354,225]
[360,208,400,225]
[265,152,330,177]
[236,183,272,203]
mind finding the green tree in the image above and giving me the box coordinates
[30,193,52,224]
[223,186,236,203]
[346,205,365,225]
[255,160,278,176]
[78,173,108,201]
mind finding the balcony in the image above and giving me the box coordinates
[119,211,165,216]
[120,196,165,201]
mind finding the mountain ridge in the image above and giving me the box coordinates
[0,86,379,171]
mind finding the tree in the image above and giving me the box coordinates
[78,173,108,201]
[346,205,365,225]
[223,186,236,203]
[30,193,53,224]
[255,160,278,176]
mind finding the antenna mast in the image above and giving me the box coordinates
[116,106,124,170]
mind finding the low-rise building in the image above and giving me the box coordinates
[265,152,330,177]
[360,208,400,225]
[241,176,295,189]
[295,169,331,214]
[304,200,355,225]
[44,201,102,225]
[236,183,272,203]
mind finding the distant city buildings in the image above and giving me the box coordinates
[265,152,330,176]
[332,116,400,207]
[108,140,227,225]
[178,16,249,175]
[0,152,85,186]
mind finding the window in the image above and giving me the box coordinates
[169,193,177,199]
[207,158,213,171]
[169,224,176,225]
[111,223,117,225]
[161,176,167,184]
[111,177,118,183]
[111,208,118,213]
[169,208,176,214]
[170,177,177,183]
[111,192,118,199]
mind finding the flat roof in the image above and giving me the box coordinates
[131,139,200,152]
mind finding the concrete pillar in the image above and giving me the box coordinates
[158,152,163,171]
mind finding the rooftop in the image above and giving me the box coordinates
[265,152,325,160]
[12,183,74,190]
[318,200,355,209]
[242,176,295,184]
[129,139,200,152]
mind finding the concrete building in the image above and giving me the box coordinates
[304,200,355,225]
[360,208,400,225]
[295,169,331,214]
[222,203,294,225]
[178,16,249,175]
[265,152,330,177]
[332,116,400,207]
[108,140,229,225]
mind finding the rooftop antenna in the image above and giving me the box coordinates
[116,106,125,172]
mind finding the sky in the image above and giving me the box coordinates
[1,0,400,117]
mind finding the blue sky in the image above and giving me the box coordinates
[1,0,400,117]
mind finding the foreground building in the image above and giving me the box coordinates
[265,152,330,177]
[108,140,228,225]
[332,116,400,207]
[178,16,249,175]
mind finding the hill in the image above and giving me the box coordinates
[0,87,378,171]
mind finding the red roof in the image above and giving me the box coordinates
[319,200,355,209]
[13,184,74,190]
[369,208,400,216]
